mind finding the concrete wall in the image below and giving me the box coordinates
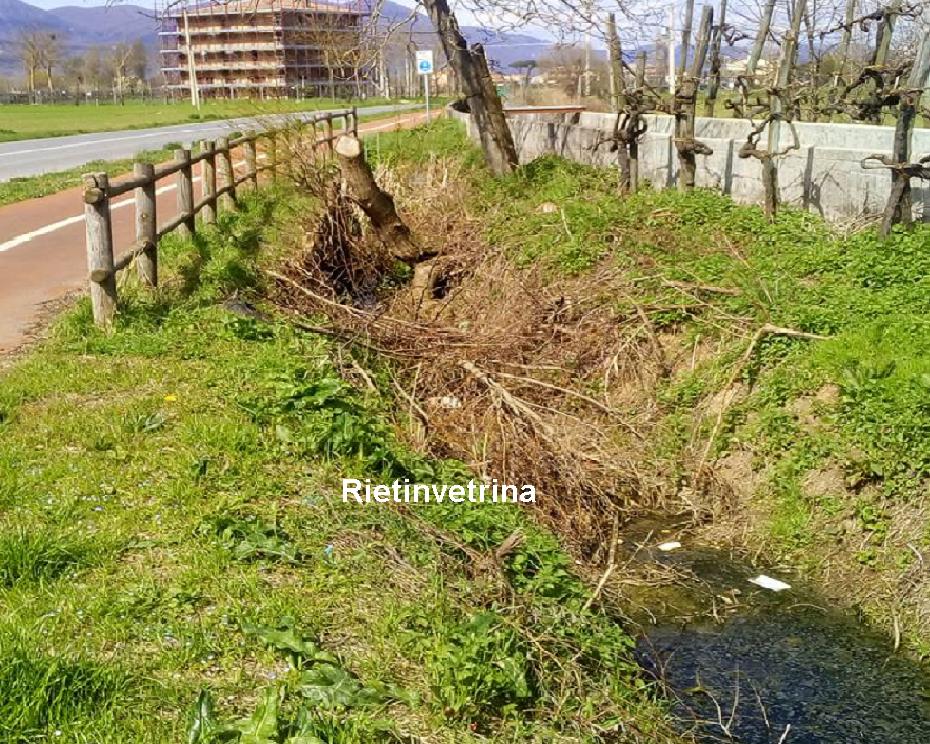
[450,109,930,223]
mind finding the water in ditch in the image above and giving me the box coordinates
[623,516,930,743]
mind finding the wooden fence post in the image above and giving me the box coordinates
[343,112,352,135]
[351,106,359,137]
[83,171,117,326]
[244,131,258,187]
[217,137,235,210]
[175,148,194,237]
[704,0,727,117]
[606,13,625,113]
[134,162,157,287]
[201,139,217,224]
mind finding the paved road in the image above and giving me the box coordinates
[0,109,428,354]
[0,103,420,182]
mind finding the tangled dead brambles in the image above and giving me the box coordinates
[266,150,693,558]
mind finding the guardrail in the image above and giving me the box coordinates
[82,106,358,326]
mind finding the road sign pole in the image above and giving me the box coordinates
[415,50,434,124]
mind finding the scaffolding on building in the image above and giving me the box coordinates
[158,0,373,100]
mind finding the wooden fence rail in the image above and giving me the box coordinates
[82,106,358,326]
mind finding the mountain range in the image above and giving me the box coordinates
[0,0,553,79]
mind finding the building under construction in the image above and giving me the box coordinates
[159,0,370,100]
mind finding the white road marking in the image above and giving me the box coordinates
[0,115,420,254]
[0,214,85,252]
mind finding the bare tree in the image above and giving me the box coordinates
[18,31,46,103]
[61,55,85,104]
[110,43,135,105]
[41,33,62,99]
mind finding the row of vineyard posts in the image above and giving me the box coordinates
[591,0,930,235]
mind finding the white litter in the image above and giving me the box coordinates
[657,541,682,552]
[748,574,791,592]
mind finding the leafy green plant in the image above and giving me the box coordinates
[203,513,301,564]
[241,619,336,669]
[425,610,537,723]
[188,621,399,743]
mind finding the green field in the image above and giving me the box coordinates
[0,97,416,142]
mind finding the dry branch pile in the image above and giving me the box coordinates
[270,154,676,556]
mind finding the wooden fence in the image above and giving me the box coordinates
[82,106,358,326]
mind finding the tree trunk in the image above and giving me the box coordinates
[420,0,518,176]
[675,5,713,190]
[880,34,930,236]
[335,135,420,262]
[703,0,727,117]
[630,52,646,192]
[833,0,857,86]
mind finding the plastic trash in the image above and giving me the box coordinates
[749,574,791,592]
[657,541,682,552]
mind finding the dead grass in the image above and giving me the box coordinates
[266,151,690,561]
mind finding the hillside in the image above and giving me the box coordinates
[0,0,156,76]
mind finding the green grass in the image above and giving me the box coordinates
[0,97,415,142]
[0,167,671,741]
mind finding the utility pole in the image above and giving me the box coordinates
[182,8,201,109]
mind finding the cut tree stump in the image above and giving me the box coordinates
[335,135,420,263]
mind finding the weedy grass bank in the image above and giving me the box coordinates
[0,179,675,741]
[363,118,930,656]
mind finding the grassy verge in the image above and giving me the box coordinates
[0,97,419,142]
[0,145,181,208]
[0,170,673,741]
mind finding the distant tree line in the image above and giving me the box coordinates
[4,31,155,104]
